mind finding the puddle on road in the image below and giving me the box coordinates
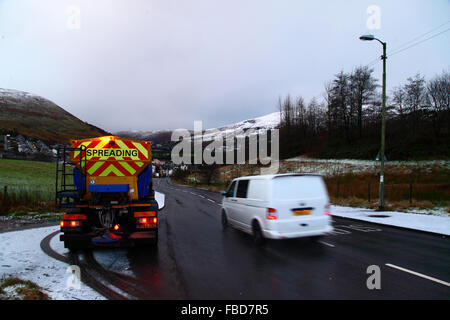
[92,249,134,276]
[49,232,135,276]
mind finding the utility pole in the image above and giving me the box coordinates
[359,35,387,210]
[379,41,387,210]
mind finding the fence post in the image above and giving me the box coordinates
[3,186,7,196]
[409,183,412,204]
[368,183,371,203]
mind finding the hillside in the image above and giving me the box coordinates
[201,112,280,141]
[0,89,109,143]
[116,112,280,143]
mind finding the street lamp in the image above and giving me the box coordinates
[360,34,387,210]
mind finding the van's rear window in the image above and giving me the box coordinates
[272,176,327,200]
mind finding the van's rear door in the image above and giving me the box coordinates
[271,175,329,218]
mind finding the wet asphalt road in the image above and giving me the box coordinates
[99,178,449,299]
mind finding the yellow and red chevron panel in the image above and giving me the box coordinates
[70,136,152,177]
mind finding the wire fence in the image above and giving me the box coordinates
[0,185,55,215]
[326,182,450,203]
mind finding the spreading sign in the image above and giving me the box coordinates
[71,136,151,177]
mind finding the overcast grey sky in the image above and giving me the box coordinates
[0,0,449,132]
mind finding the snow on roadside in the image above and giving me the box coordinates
[0,225,105,300]
[155,191,165,209]
[0,191,166,300]
[282,157,450,177]
[285,157,450,167]
[331,205,450,236]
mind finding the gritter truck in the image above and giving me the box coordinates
[56,136,159,249]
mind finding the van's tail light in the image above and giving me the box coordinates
[324,204,332,215]
[266,208,278,220]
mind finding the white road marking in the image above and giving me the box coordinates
[190,192,197,195]
[198,195,205,198]
[328,228,351,235]
[319,241,335,247]
[385,263,450,287]
[205,198,221,206]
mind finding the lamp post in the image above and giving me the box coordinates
[360,34,386,210]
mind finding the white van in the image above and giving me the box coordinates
[221,173,333,244]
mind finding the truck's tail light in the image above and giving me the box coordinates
[136,216,157,229]
[324,204,332,215]
[134,211,156,217]
[63,214,87,220]
[137,217,157,224]
[266,208,278,220]
[61,214,86,229]
[138,218,148,224]
[60,220,82,228]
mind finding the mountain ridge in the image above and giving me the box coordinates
[0,88,109,143]
[115,112,281,143]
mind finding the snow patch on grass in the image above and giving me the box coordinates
[0,225,105,300]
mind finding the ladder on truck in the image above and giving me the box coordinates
[55,145,87,208]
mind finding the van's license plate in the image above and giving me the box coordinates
[293,210,311,216]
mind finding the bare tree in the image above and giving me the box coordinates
[349,66,378,138]
[427,70,450,137]
[330,71,352,141]
[392,85,406,116]
[404,73,427,134]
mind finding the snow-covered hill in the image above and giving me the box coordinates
[0,88,108,143]
[115,112,281,142]
[201,112,280,141]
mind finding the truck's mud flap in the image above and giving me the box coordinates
[129,231,157,239]
[61,230,157,248]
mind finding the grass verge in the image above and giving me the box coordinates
[0,277,49,300]
[0,159,62,216]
